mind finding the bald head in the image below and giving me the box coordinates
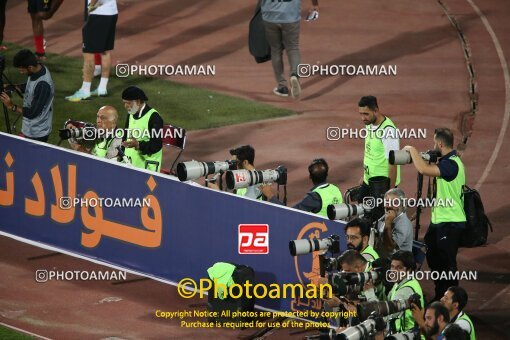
[96,106,118,130]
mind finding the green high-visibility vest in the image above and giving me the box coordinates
[363,117,400,185]
[312,183,343,217]
[457,312,476,340]
[361,245,380,262]
[431,154,466,224]
[91,138,112,158]
[124,108,163,171]
[236,187,263,200]
[388,278,424,332]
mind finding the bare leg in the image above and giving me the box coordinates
[83,52,95,83]
[101,51,111,78]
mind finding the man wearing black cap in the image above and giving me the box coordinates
[121,86,163,171]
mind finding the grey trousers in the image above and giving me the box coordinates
[263,20,301,88]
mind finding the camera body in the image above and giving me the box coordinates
[59,119,95,142]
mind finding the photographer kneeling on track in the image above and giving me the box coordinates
[261,158,342,216]
[61,106,122,160]
[376,188,414,258]
[0,49,54,142]
[319,250,382,330]
[399,127,466,301]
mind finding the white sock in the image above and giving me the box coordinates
[98,77,109,92]
[94,65,102,76]
[81,82,91,94]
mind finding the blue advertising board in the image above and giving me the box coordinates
[0,132,347,313]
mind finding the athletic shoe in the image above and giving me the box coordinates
[65,89,91,102]
[273,86,289,97]
[35,52,46,62]
[290,74,301,99]
[91,88,108,97]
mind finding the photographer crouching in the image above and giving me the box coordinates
[376,188,414,258]
[400,128,466,301]
[62,106,122,160]
[0,49,54,142]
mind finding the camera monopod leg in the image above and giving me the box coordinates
[277,184,287,206]
[1,101,10,134]
[415,173,424,240]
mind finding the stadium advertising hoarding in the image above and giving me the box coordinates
[0,132,346,312]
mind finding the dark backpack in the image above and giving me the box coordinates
[460,185,493,247]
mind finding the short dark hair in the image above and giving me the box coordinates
[426,301,450,324]
[358,96,379,111]
[230,145,255,165]
[447,286,468,311]
[308,158,328,185]
[13,49,38,68]
[338,249,367,267]
[443,323,469,340]
[434,128,454,148]
[391,250,416,271]
[344,217,371,237]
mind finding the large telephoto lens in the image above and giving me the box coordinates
[389,150,412,165]
[327,203,368,220]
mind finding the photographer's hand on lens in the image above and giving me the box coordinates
[259,184,275,200]
[324,295,341,308]
[0,92,15,111]
[410,302,426,331]
[385,208,397,225]
[122,139,139,150]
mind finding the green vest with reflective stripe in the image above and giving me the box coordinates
[312,183,343,217]
[457,312,476,340]
[91,138,111,158]
[361,245,379,262]
[431,154,466,224]
[388,278,424,332]
[236,187,263,200]
[125,108,163,171]
[363,117,400,185]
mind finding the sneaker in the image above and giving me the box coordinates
[91,88,108,97]
[35,52,46,62]
[65,89,91,102]
[290,74,301,99]
[273,86,289,97]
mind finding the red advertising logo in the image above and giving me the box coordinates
[235,172,247,182]
[238,224,269,254]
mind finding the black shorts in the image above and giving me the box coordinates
[82,14,118,53]
[27,0,51,13]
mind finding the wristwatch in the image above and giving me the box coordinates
[11,104,17,112]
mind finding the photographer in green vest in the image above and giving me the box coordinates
[261,158,342,216]
[121,86,163,172]
[386,250,424,333]
[403,127,466,301]
[67,105,122,160]
[441,286,476,340]
[344,218,379,262]
[358,95,400,200]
